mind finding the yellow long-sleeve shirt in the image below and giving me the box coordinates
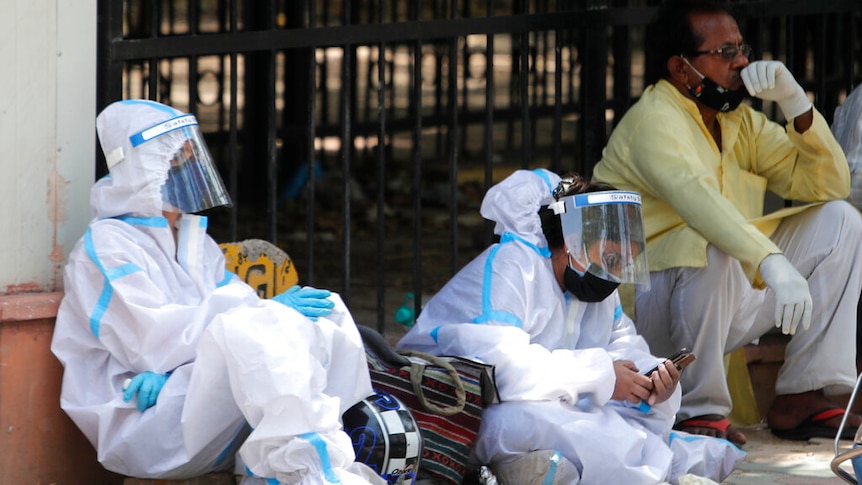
[593,79,849,287]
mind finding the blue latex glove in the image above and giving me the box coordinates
[273,285,334,321]
[123,371,169,412]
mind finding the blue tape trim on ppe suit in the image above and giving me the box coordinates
[84,229,112,337]
[668,430,738,449]
[472,243,523,328]
[614,304,623,321]
[471,232,552,329]
[430,325,442,343]
[243,467,279,485]
[107,264,142,280]
[541,451,563,485]
[120,100,196,148]
[500,232,552,258]
[217,270,233,288]
[118,100,184,144]
[532,168,554,193]
[118,216,169,228]
[572,191,641,208]
[214,424,247,467]
[83,228,143,337]
[119,99,183,116]
[129,115,198,147]
[623,400,651,413]
[473,309,522,327]
[300,432,342,483]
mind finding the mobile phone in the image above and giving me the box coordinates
[643,348,695,376]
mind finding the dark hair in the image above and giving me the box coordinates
[539,173,615,250]
[643,0,736,86]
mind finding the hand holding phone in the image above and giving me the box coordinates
[644,348,695,376]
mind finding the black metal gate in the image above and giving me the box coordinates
[97,0,862,333]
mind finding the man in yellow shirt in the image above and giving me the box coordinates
[593,0,862,446]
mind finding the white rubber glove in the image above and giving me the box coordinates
[741,60,812,120]
[759,253,812,335]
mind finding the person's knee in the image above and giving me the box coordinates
[819,201,862,259]
[821,200,862,235]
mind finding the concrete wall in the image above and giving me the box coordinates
[0,0,108,481]
[0,0,95,294]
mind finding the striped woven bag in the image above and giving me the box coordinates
[358,326,499,485]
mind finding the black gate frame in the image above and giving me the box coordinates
[96,0,862,333]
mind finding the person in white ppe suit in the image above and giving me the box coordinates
[50,99,385,485]
[833,84,862,211]
[831,84,862,376]
[397,169,745,484]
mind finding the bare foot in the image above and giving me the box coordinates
[674,414,747,446]
[768,390,862,440]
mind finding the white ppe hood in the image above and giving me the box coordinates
[52,100,378,483]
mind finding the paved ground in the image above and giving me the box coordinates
[723,423,851,484]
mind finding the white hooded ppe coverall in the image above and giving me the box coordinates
[397,169,745,484]
[50,100,381,485]
[832,84,862,210]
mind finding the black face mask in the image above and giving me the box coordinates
[688,76,747,112]
[563,266,620,302]
[683,57,747,112]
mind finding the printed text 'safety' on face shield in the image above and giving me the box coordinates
[551,190,650,288]
[130,114,232,214]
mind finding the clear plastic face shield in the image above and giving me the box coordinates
[130,114,231,214]
[550,190,650,287]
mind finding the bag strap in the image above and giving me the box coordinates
[357,325,411,367]
[400,350,467,416]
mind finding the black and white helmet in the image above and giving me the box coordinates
[342,390,423,484]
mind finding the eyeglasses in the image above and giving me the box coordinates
[690,43,752,61]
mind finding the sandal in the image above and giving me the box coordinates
[770,407,856,441]
[674,414,747,447]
